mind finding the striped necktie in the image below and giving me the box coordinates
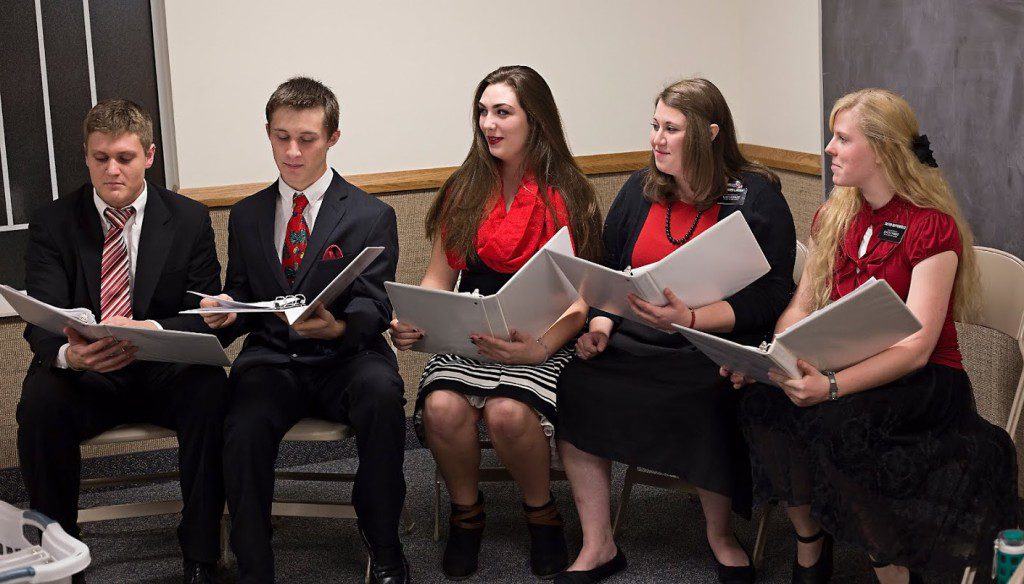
[100,206,136,321]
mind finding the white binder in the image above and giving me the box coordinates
[183,246,384,325]
[385,228,578,361]
[546,212,770,323]
[0,285,231,367]
[674,278,923,382]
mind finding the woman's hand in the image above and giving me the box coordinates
[472,329,548,365]
[575,331,609,360]
[720,366,757,389]
[389,319,423,351]
[768,360,829,407]
[626,288,693,332]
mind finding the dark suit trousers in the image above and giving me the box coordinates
[17,361,229,563]
[223,350,406,584]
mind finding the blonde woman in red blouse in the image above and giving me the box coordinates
[731,89,1017,584]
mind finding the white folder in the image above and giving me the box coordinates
[673,278,923,383]
[183,246,384,325]
[546,212,770,324]
[0,285,231,367]
[385,228,578,361]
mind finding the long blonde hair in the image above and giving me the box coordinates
[806,88,979,320]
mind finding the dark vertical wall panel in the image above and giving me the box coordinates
[89,0,165,187]
[822,0,1024,259]
[0,234,30,290]
[41,0,92,197]
[0,0,53,224]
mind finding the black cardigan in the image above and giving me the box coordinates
[593,169,796,348]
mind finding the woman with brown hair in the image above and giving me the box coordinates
[389,65,602,580]
[731,89,1017,584]
[554,78,796,584]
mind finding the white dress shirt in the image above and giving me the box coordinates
[274,167,334,260]
[57,185,161,369]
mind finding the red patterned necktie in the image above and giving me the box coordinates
[100,206,136,321]
[282,193,310,285]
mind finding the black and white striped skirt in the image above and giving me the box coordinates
[412,348,574,450]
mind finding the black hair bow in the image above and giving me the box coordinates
[911,134,938,168]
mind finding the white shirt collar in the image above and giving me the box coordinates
[93,183,148,227]
[277,167,333,207]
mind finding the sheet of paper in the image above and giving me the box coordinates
[181,246,384,325]
[549,213,770,323]
[1,285,230,366]
[673,325,799,383]
[775,278,922,371]
[385,228,578,361]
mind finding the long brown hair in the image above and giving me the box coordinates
[424,65,603,262]
[643,78,778,207]
[806,88,979,320]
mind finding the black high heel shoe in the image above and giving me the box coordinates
[792,529,833,584]
[707,541,756,584]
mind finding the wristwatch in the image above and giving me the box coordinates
[825,371,840,401]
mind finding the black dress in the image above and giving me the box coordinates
[557,170,796,516]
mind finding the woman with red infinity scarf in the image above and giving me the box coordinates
[389,65,602,580]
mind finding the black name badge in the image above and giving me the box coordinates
[720,184,747,206]
[879,221,907,243]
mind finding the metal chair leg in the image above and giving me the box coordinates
[433,468,443,542]
[612,465,638,536]
[400,503,415,534]
[752,503,773,569]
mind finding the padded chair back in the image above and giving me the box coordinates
[958,246,1024,439]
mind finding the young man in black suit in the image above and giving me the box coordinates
[201,77,407,584]
[18,99,228,584]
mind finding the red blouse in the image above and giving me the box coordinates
[632,200,721,268]
[830,196,963,368]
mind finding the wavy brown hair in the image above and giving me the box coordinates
[643,78,778,207]
[424,65,603,263]
[806,89,979,320]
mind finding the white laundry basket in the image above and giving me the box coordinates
[0,501,89,583]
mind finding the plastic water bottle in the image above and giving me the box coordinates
[994,529,1024,583]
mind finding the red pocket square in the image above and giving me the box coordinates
[322,244,344,260]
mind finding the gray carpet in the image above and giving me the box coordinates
[8,445,969,583]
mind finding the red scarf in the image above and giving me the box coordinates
[446,174,571,273]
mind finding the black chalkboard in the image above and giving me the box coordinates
[822,0,1024,259]
[0,0,164,291]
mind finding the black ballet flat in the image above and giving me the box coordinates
[707,540,755,584]
[552,547,627,584]
[792,529,833,584]
[870,560,924,584]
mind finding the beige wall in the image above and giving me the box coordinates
[162,0,822,190]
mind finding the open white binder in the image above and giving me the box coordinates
[673,278,922,382]
[182,246,384,325]
[546,212,770,324]
[385,228,578,361]
[0,285,231,367]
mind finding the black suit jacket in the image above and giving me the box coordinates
[23,182,223,368]
[221,170,399,375]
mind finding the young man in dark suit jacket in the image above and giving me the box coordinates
[201,77,407,584]
[18,100,228,584]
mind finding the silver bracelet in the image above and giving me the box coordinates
[535,337,552,360]
[826,370,840,401]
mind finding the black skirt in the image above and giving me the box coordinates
[557,343,753,517]
[740,363,1018,575]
